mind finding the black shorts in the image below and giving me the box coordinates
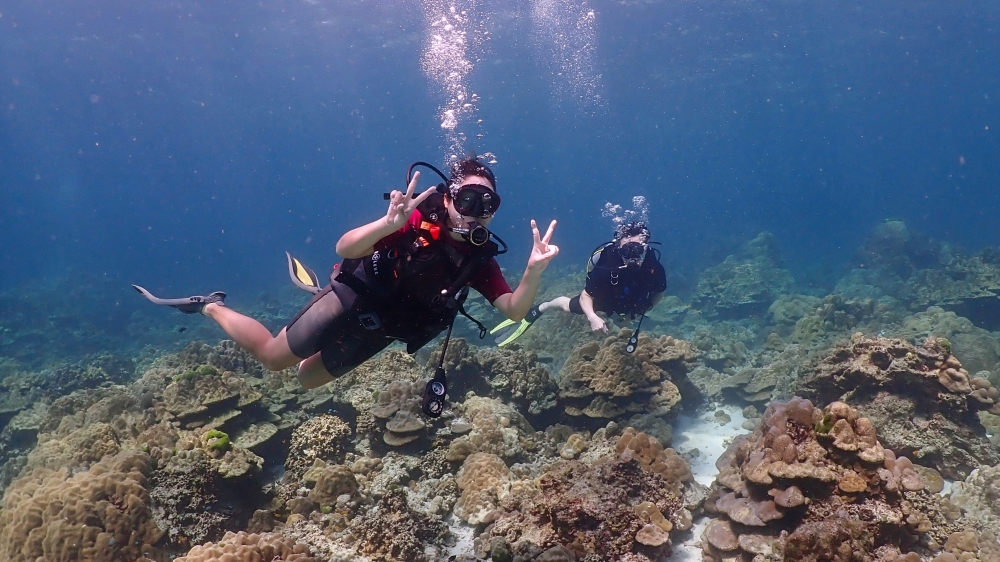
[285,276,392,376]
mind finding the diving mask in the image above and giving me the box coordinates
[619,241,648,266]
[453,184,501,218]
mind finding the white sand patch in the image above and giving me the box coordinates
[671,403,751,487]
[445,514,476,558]
[664,514,709,561]
[662,403,751,561]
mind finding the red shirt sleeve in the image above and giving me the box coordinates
[471,258,513,304]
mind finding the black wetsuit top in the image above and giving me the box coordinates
[583,247,667,316]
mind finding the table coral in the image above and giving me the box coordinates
[797,334,1000,478]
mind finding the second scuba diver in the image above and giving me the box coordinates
[492,221,665,352]
[134,156,559,415]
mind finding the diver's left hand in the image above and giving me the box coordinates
[527,219,559,271]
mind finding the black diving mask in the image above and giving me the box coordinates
[619,241,648,266]
[450,222,492,246]
[453,184,501,218]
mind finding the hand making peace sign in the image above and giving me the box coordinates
[527,219,559,271]
[385,171,436,229]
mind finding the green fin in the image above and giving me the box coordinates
[286,251,322,294]
[491,305,543,347]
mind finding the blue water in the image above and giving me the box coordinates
[1,0,998,322]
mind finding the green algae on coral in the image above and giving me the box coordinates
[205,429,231,451]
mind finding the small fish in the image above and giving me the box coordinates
[176,326,187,333]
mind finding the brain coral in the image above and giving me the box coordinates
[797,334,1000,478]
[0,450,165,562]
[174,531,315,562]
[558,331,694,422]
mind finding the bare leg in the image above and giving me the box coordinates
[297,354,335,389]
[203,302,301,371]
[538,296,571,313]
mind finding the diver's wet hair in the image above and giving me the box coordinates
[614,221,651,242]
[448,154,497,194]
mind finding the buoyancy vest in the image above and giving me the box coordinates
[586,243,664,317]
[334,193,498,350]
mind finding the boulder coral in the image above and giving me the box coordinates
[173,531,315,562]
[797,334,1000,478]
[0,450,166,562]
[558,331,695,423]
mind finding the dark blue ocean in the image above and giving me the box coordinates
[1,0,999,361]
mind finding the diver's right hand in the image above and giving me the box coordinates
[588,315,608,333]
[386,171,436,229]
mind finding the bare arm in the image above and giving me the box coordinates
[492,219,559,321]
[579,290,608,332]
[336,171,436,259]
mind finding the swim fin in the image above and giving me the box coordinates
[132,285,226,314]
[490,305,543,347]
[286,251,322,294]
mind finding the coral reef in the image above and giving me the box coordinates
[797,334,1000,478]
[692,232,795,319]
[897,306,1000,376]
[349,488,447,562]
[558,331,695,423]
[948,464,1000,539]
[0,450,167,562]
[479,428,692,562]
[434,339,559,417]
[173,531,316,562]
[703,397,962,561]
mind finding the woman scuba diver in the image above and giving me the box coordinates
[134,155,559,415]
[491,221,665,352]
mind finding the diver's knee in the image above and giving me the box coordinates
[297,362,334,389]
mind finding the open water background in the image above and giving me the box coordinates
[1,0,998,313]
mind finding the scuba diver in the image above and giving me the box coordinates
[491,221,665,352]
[134,156,559,416]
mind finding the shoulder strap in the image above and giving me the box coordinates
[587,242,615,274]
